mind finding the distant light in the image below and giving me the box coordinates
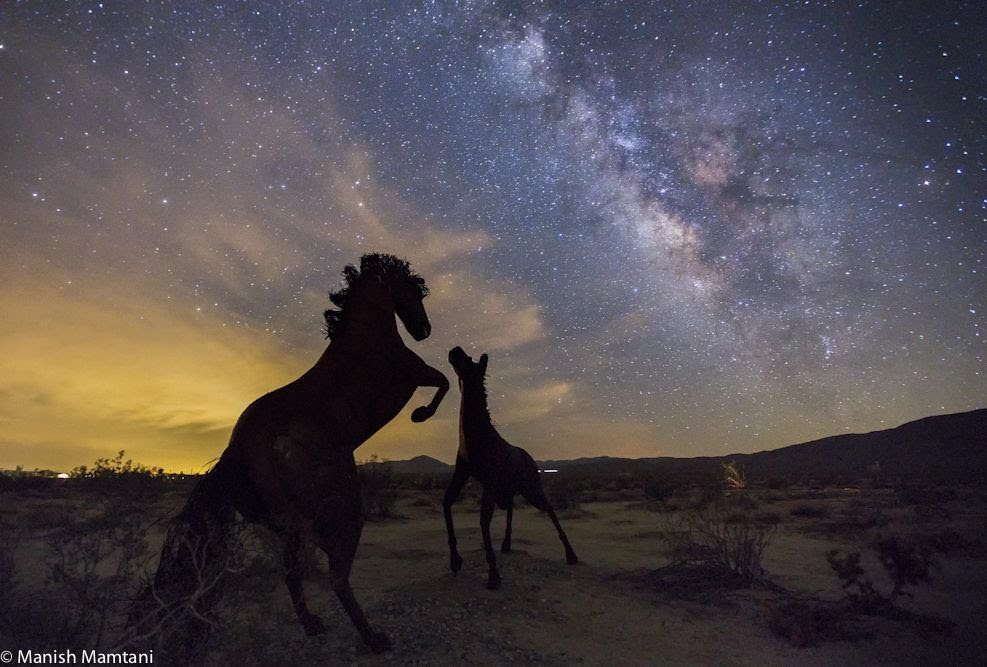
[540,469,559,474]
[57,473,69,479]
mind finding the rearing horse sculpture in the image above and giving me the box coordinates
[443,346,577,590]
[133,253,448,655]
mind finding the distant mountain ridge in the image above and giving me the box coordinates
[375,409,987,483]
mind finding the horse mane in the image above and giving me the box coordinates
[322,253,428,339]
[472,375,494,426]
[461,366,494,427]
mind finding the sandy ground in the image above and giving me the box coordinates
[3,485,986,665]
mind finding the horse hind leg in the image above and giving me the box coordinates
[523,485,578,565]
[282,531,326,636]
[480,490,501,589]
[316,518,392,653]
[501,496,514,554]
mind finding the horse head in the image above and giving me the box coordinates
[448,346,487,384]
[391,272,431,341]
[324,253,432,341]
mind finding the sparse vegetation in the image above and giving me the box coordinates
[642,475,677,503]
[0,488,157,650]
[722,461,747,490]
[662,495,778,587]
[543,474,583,511]
[827,534,937,613]
[790,502,829,519]
[767,599,869,648]
[358,454,399,520]
[2,451,980,662]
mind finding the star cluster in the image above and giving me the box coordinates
[1,1,984,471]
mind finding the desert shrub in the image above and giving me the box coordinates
[19,502,74,529]
[67,451,169,501]
[895,484,955,507]
[665,503,777,586]
[642,475,677,503]
[722,461,747,489]
[408,496,436,509]
[896,484,955,522]
[918,528,982,556]
[827,534,937,613]
[764,478,790,491]
[875,535,936,600]
[0,520,20,630]
[0,494,157,651]
[688,483,724,509]
[357,454,398,520]
[729,492,759,512]
[753,510,782,525]
[767,599,869,648]
[544,475,582,511]
[45,509,151,648]
[790,503,829,519]
[806,507,889,539]
[405,472,450,491]
[123,518,249,663]
[0,468,55,493]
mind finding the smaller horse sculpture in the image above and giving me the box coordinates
[443,346,578,590]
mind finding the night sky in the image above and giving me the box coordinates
[1,2,984,472]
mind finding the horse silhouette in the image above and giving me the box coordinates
[443,346,577,590]
[130,253,448,656]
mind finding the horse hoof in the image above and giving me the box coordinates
[501,543,511,554]
[450,553,463,573]
[486,574,501,590]
[301,613,326,636]
[367,629,392,653]
[411,406,430,422]
[566,553,579,565]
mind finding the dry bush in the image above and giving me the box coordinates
[0,467,55,493]
[790,502,830,519]
[0,520,21,631]
[120,516,250,665]
[722,461,747,489]
[358,454,399,520]
[642,475,678,503]
[767,599,870,648]
[827,534,937,613]
[663,502,778,586]
[543,475,582,511]
[0,494,157,652]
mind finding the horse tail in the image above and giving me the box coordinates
[124,454,240,660]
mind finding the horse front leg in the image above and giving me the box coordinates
[410,363,449,422]
[281,531,325,636]
[443,464,469,573]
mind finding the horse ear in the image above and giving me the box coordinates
[479,353,488,372]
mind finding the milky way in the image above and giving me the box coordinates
[1,2,984,471]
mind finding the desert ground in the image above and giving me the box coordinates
[1,472,985,665]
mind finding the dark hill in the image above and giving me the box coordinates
[379,409,987,484]
[388,455,452,475]
[542,409,987,484]
[728,408,987,484]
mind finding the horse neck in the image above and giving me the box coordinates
[314,298,402,369]
[460,379,496,443]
